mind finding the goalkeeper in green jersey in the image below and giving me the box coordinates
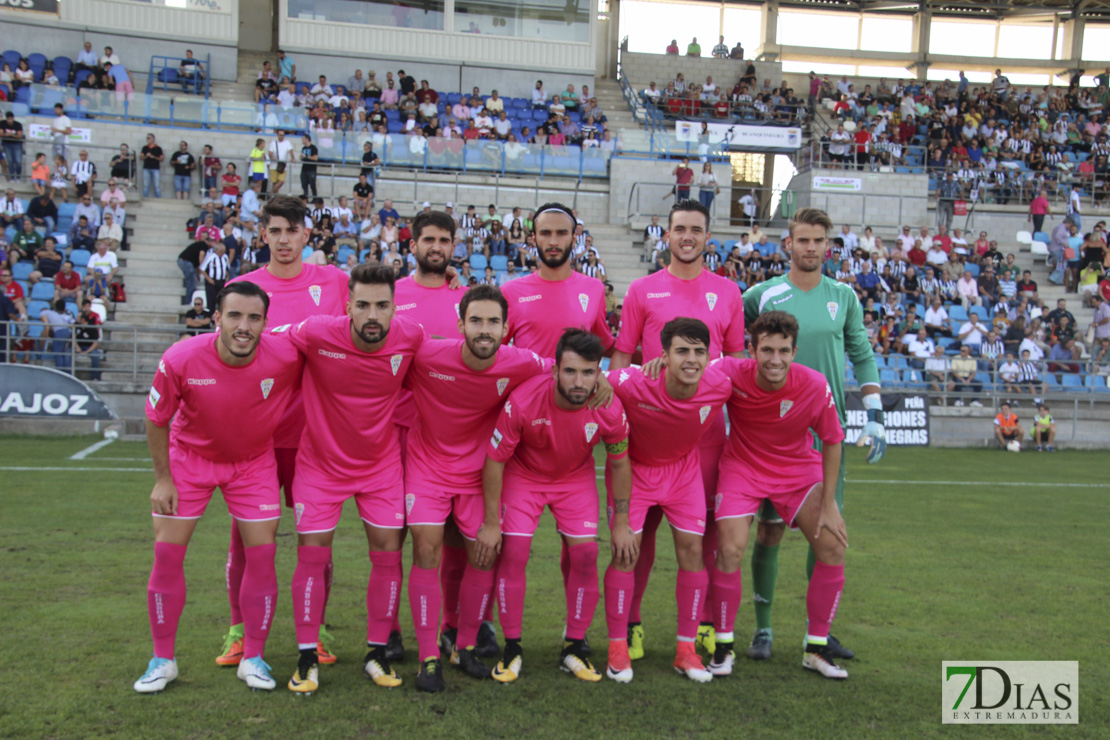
[741,207,886,662]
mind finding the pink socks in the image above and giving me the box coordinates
[408,564,441,661]
[147,541,187,659]
[240,543,277,659]
[225,521,245,626]
[675,568,708,642]
[291,545,331,646]
[806,561,845,641]
[604,566,635,641]
[366,550,402,646]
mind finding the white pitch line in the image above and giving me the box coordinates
[79,457,152,461]
[846,479,1106,489]
[0,466,151,473]
[69,438,117,460]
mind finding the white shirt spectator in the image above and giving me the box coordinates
[925,305,949,328]
[1019,337,1044,360]
[958,320,985,346]
[999,360,1020,383]
[926,247,948,266]
[87,249,118,276]
[267,137,294,165]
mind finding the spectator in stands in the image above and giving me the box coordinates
[51,259,82,306]
[73,41,98,81]
[26,194,57,234]
[97,210,123,252]
[950,345,982,404]
[1027,188,1052,234]
[107,145,135,190]
[218,161,241,208]
[666,39,679,55]
[686,36,702,56]
[170,141,195,201]
[40,298,75,371]
[104,61,134,104]
[0,188,23,229]
[70,150,97,199]
[177,236,207,305]
[140,133,164,199]
[266,130,295,195]
[957,311,987,353]
[85,240,117,304]
[0,111,24,182]
[380,78,399,109]
[182,295,214,336]
[69,214,96,252]
[27,235,63,286]
[179,50,204,93]
[905,328,935,369]
[273,49,295,83]
[924,345,951,398]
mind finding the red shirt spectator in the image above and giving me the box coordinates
[666,41,679,55]
[908,246,928,266]
[55,269,82,293]
[934,233,952,253]
[1029,193,1049,215]
[899,119,916,143]
[714,99,729,117]
[854,129,870,154]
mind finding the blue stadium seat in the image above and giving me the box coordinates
[1,50,20,70]
[948,305,968,322]
[337,246,355,264]
[301,246,313,260]
[1061,373,1084,388]
[1032,231,1050,244]
[12,263,33,281]
[965,263,979,277]
[30,282,55,301]
[879,368,899,384]
[58,202,77,219]
[490,254,508,271]
[52,56,72,78]
[157,68,180,84]
[1084,375,1110,393]
[873,355,888,368]
[73,69,91,88]
[69,249,91,264]
[470,254,488,270]
[974,371,994,389]
[723,240,737,251]
[446,92,462,106]
[970,306,988,321]
[26,299,49,316]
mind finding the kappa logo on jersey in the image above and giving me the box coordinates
[158,360,166,375]
[699,405,711,423]
[584,422,599,443]
[706,292,718,311]
[780,400,794,417]
[260,378,274,399]
[390,354,403,375]
[618,369,630,384]
[294,503,305,526]
[270,324,291,333]
[405,493,415,515]
[496,377,510,395]
[504,399,512,416]
[309,285,322,306]
[826,383,835,408]
[827,301,839,320]
[491,428,503,449]
[454,303,461,318]
[148,386,161,408]
[578,293,589,312]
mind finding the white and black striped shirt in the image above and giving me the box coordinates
[1019,360,1040,383]
[200,250,230,281]
[581,263,605,279]
[72,159,97,184]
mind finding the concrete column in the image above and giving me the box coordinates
[1062,16,1085,65]
[757,0,779,61]
[911,10,931,82]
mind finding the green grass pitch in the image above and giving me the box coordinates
[0,436,1105,738]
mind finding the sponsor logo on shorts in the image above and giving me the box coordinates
[638,402,662,412]
[584,422,599,442]
[646,292,671,299]
[578,293,589,312]
[491,428,503,449]
[429,370,455,381]
[518,294,542,303]
[714,493,722,512]
[188,378,216,385]
[827,301,839,320]
[532,418,551,426]
[148,386,161,407]
[496,377,510,395]
[780,400,794,417]
[699,405,711,423]
[309,285,322,306]
[318,349,346,360]
[259,504,280,512]
[405,493,415,515]
[390,354,403,376]
[705,292,718,311]
[294,502,305,526]
[584,521,597,529]
[260,378,274,399]
[697,519,705,528]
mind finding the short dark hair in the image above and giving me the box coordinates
[348,263,396,296]
[459,284,508,322]
[532,201,576,232]
[555,328,603,365]
[749,310,800,350]
[260,195,307,229]
[661,317,710,352]
[412,211,457,242]
[215,280,270,314]
[668,199,710,230]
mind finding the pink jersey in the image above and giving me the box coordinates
[610,365,731,467]
[615,268,745,361]
[229,263,350,448]
[286,314,424,478]
[717,358,845,490]
[487,374,629,491]
[501,271,614,353]
[145,333,304,463]
[392,276,465,428]
[405,340,549,492]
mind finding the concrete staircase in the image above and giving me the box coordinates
[208,50,274,104]
[593,79,639,133]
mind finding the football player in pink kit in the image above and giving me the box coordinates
[474,329,631,684]
[610,199,745,660]
[500,202,615,655]
[219,196,349,668]
[285,264,424,695]
[706,311,849,679]
[135,282,304,694]
[403,285,557,691]
[604,317,732,683]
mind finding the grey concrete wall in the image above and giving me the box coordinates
[620,51,782,94]
[609,157,734,226]
[789,167,929,232]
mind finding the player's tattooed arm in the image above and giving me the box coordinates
[613,498,629,514]
[607,453,637,567]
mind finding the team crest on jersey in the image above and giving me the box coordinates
[584,422,599,443]
[405,493,415,515]
[780,400,794,417]
[827,301,839,320]
[578,293,589,312]
[496,377,510,396]
[706,292,718,311]
[699,405,711,424]
[294,503,305,526]
[260,378,274,399]
[390,354,403,375]
[309,285,322,306]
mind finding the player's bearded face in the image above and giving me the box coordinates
[263,215,309,265]
[788,223,828,272]
[555,352,598,405]
[663,336,709,386]
[535,211,575,268]
[348,283,394,346]
[667,211,710,264]
[215,294,267,359]
[414,225,452,275]
[461,300,505,360]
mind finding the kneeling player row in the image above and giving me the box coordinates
[134,273,849,695]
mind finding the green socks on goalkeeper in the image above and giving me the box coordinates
[751,542,779,633]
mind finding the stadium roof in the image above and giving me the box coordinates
[735,0,1110,22]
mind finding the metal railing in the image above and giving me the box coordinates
[147,54,211,98]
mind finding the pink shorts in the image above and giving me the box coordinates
[292,459,405,533]
[115,80,134,101]
[501,482,599,539]
[160,444,281,522]
[715,471,822,530]
[405,476,484,539]
[698,434,724,511]
[275,447,297,509]
[627,453,705,535]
